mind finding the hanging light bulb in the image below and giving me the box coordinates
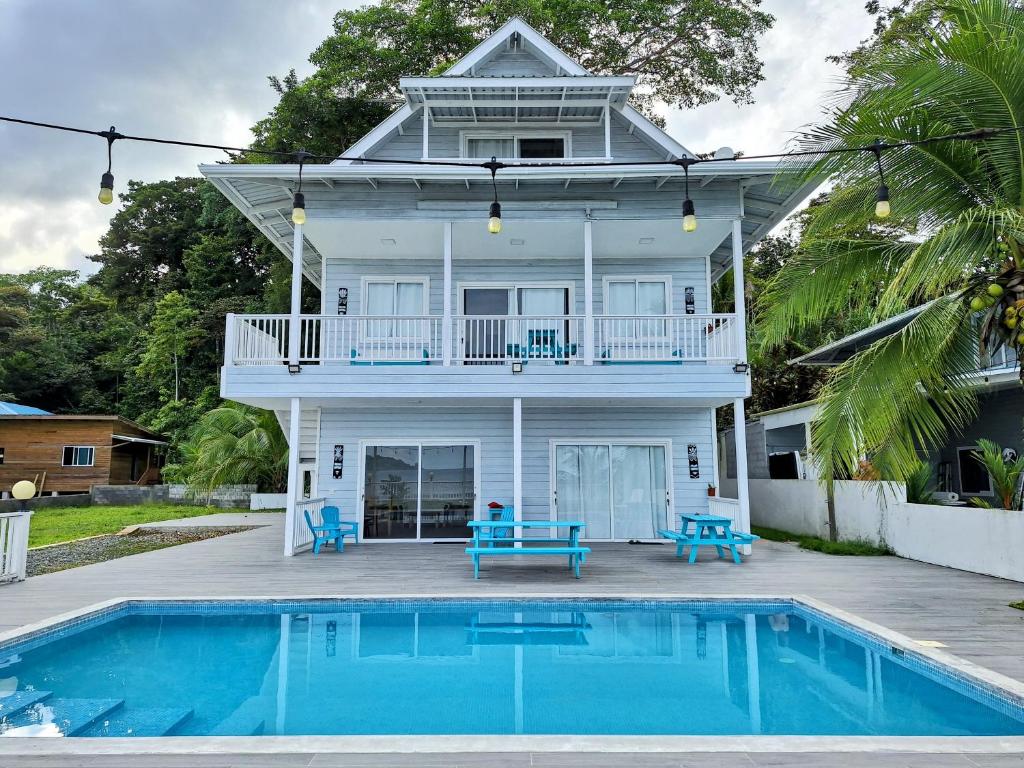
[870,140,891,219]
[682,198,697,233]
[98,171,114,205]
[875,184,891,219]
[488,201,502,234]
[483,156,504,235]
[677,158,698,232]
[292,192,306,225]
[97,126,120,205]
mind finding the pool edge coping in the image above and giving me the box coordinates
[2,592,1024,755]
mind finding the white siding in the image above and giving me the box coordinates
[316,405,715,539]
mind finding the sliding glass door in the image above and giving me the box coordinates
[554,442,669,540]
[362,443,477,540]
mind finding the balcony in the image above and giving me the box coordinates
[229,313,738,367]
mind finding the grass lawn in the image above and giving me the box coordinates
[1011,601,1024,611]
[27,504,255,548]
[753,525,892,556]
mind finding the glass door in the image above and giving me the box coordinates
[363,443,477,540]
[554,443,668,540]
[463,288,510,364]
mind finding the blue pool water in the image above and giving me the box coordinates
[0,599,1022,738]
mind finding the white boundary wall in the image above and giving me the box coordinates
[745,479,1024,583]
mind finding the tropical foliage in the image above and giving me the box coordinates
[166,403,289,497]
[968,439,1024,510]
[758,0,1024,483]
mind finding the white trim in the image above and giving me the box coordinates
[458,129,572,161]
[456,281,576,316]
[955,445,994,497]
[601,275,672,315]
[444,17,589,77]
[60,445,95,467]
[548,438,674,541]
[357,438,482,542]
[333,103,415,165]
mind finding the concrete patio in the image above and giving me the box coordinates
[2,512,1024,767]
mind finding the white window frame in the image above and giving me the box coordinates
[602,275,672,342]
[548,439,674,541]
[457,281,576,316]
[359,276,431,345]
[956,445,994,497]
[357,438,482,542]
[460,130,572,161]
[62,445,95,467]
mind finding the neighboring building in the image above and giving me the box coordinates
[721,306,1022,501]
[201,19,812,553]
[0,412,166,496]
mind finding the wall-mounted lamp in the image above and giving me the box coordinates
[733,362,750,374]
[288,363,302,374]
[12,480,35,512]
[511,361,524,374]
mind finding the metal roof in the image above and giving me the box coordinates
[0,401,51,415]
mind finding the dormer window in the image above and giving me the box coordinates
[462,131,570,160]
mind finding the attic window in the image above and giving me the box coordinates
[462,132,569,160]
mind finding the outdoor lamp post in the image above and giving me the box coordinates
[11,480,36,512]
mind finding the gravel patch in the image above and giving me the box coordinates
[26,527,256,577]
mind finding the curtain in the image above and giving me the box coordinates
[518,287,566,315]
[610,445,667,539]
[555,444,611,538]
[395,282,423,315]
[467,137,514,158]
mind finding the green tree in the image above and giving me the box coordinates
[758,0,1024,483]
[137,291,202,402]
[167,403,289,496]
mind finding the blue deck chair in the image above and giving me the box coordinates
[305,505,359,555]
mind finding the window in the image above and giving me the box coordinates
[957,446,993,496]
[361,278,429,343]
[603,277,671,340]
[62,446,95,467]
[0,447,4,464]
[462,132,569,160]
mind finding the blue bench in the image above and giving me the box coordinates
[466,520,589,579]
[658,512,758,564]
[349,348,430,366]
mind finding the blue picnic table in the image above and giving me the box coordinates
[466,520,590,579]
[658,512,758,564]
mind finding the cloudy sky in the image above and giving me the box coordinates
[0,0,876,276]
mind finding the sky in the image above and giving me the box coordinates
[0,0,877,276]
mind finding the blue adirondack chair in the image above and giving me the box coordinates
[305,505,359,555]
[487,504,515,543]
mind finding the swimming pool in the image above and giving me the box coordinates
[1,598,1022,738]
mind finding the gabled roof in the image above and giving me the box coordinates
[334,16,691,164]
[0,401,51,415]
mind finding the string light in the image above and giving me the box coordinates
[483,156,505,234]
[1,115,1021,221]
[291,149,311,226]
[870,140,891,219]
[97,126,121,205]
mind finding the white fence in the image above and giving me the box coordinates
[708,496,740,523]
[0,511,31,584]
[290,497,326,555]
[229,314,738,366]
[746,479,1024,582]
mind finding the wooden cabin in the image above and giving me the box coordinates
[0,415,166,496]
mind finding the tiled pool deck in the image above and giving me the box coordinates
[2,513,1024,767]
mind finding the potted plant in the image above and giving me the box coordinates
[707,483,717,497]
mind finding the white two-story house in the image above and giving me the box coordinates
[201,19,812,555]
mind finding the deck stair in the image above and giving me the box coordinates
[0,697,123,736]
[80,706,194,737]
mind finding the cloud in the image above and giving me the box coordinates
[0,0,875,274]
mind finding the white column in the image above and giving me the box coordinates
[442,222,453,366]
[513,397,523,546]
[288,224,304,367]
[733,397,752,555]
[283,396,302,557]
[583,219,594,365]
[603,104,611,159]
[744,614,762,733]
[422,106,430,159]
[731,219,747,364]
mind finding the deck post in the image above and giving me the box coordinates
[283,396,302,557]
[288,222,304,367]
[513,397,523,547]
[731,218,747,365]
[443,222,453,366]
[733,397,752,555]
[583,217,594,365]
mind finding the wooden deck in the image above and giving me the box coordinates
[2,513,1023,767]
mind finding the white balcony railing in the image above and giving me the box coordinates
[228,313,738,367]
[0,511,31,584]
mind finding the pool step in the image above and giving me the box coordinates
[209,697,266,736]
[1,697,124,736]
[0,690,53,722]
[81,706,194,737]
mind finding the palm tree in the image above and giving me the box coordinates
[969,439,1024,510]
[179,402,289,498]
[758,0,1024,483]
